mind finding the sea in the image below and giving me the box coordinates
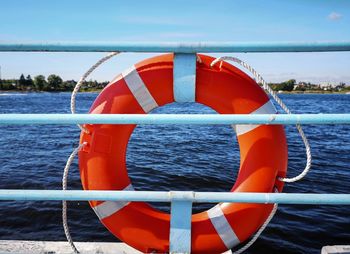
[0,92,349,253]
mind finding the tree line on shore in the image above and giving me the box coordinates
[0,74,109,92]
[268,79,349,92]
[0,74,349,92]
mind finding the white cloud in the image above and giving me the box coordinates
[328,12,343,21]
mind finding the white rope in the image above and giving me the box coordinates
[210,56,312,183]
[64,52,119,253]
[70,52,119,133]
[62,143,86,254]
[232,188,279,254]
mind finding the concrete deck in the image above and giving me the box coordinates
[0,241,142,254]
[321,245,350,254]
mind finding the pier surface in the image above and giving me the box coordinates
[0,240,142,254]
[1,241,348,253]
[321,245,350,254]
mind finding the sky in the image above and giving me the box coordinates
[0,0,350,84]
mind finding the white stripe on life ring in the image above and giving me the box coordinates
[93,184,134,220]
[207,204,240,249]
[234,100,277,136]
[122,66,158,113]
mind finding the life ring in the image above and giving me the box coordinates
[79,53,288,253]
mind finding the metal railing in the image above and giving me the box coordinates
[1,41,350,253]
[0,113,350,125]
[1,41,350,52]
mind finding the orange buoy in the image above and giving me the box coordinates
[79,53,288,253]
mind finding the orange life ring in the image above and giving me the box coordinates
[79,53,288,253]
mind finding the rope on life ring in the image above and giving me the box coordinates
[210,56,312,183]
[62,52,119,254]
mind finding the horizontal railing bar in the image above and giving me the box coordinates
[0,190,349,205]
[0,114,350,125]
[1,42,350,53]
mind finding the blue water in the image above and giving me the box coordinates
[0,92,349,253]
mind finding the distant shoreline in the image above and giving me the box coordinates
[1,76,349,94]
[1,90,349,94]
[278,90,350,94]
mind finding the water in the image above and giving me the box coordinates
[0,92,349,253]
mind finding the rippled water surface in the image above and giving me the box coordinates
[0,92,349,253]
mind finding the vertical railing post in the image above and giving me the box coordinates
[173,53,197,102]
[171,52,196,253]
[169,191,194,253]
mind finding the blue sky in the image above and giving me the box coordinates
[0,0,349,83]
